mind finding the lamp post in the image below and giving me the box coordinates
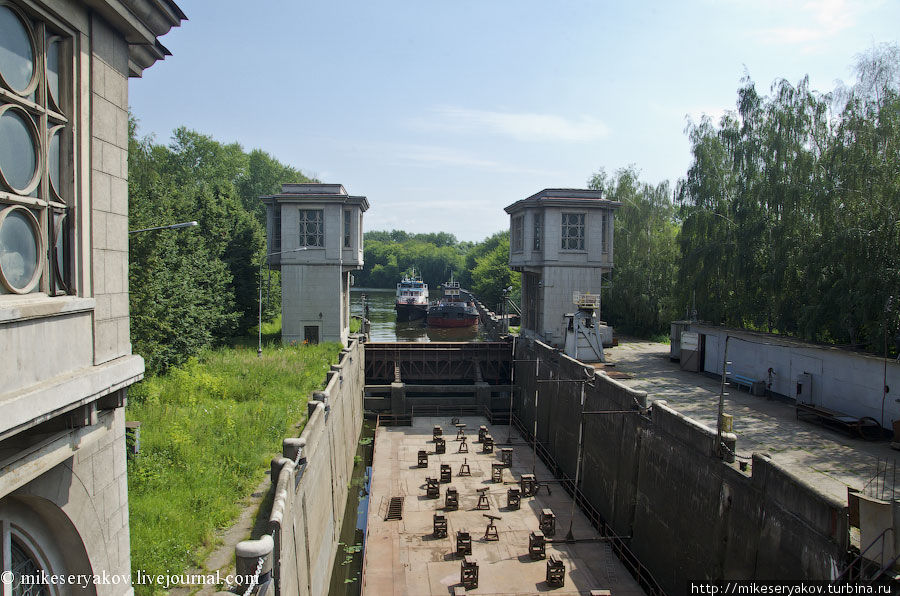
[258,247,309,357]
[129,221,198,234]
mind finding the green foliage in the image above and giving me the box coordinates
[589,167,680,336]
[129,120,315,373]
[676,44,900,351]
[581,45,900,351]
[127,342,341,594]
[470,235,520,309]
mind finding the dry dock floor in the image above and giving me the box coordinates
[606,339,899,503]
[362,416,645,596]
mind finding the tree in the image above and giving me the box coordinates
[470,236,520,309]
[589,167,680,335]
[128,119,314,373]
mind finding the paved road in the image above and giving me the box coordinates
[606,339,900,504]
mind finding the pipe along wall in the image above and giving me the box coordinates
[513,337,848,595]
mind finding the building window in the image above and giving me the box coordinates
[2,522,54,596]
[0,2,72,296]
[601,212,609,254]
[561,213,585,251]
[298,209,323,247]
[533,212,543,251]
[343,209,351,248]
[511,215,524,253]
[272,205,281,252]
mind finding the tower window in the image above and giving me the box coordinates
[561,213,585,251]
[298,209,323,247]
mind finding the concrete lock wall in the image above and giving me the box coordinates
[513,337,848,595]
[231,338,365,596]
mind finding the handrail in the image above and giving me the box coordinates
[833,526,893,583]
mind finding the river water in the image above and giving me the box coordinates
[350,288,486,342]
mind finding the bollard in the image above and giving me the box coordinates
[282,438,306,465]
[235,535,274,594]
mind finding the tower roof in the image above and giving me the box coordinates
[504,188,620,214]
[261,183,369,211]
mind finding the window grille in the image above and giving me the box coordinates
[511,215,524,253]
[298,209,323,247]
[533,212,543,251]
[561,213,585,251]
[343,209,351,248]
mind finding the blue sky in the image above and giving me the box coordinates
[130,0,899,242]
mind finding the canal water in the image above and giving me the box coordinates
[326,420,374,595]
[350,288,486,342]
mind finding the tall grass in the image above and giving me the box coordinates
[126,341,340,593]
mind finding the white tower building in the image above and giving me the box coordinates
[505,188,620,349]
[263,184,368,346]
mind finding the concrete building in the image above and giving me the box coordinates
[505,188,620,348]
[262,183,368,346]
[0,0,183,593]
[672,322,900,430]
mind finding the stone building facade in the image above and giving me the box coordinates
[262,183,368,346]
[505,188,620,348]
[0,0,183,593]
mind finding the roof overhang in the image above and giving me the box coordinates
[504,188,621,214]
[262,194,370,212]
[83,0,186,77]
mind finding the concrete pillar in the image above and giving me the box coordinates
[722,432,737,464]
[391,382,406,415]
[271,456,291,482]
[281,437,305,465]
[308,400,323,419]
[235,534,274,594]
[475,381,491,411]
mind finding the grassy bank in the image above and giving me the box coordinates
[126,339,341,592]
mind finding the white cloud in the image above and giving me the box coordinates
[756,0,876,50]
[393,144,562,177]
[413,106,610,143]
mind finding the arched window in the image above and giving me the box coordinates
[3,524,55,596]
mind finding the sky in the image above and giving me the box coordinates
[129,0,899,242]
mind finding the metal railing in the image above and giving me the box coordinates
[834,527,896,583]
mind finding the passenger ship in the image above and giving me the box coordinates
[395,273,429,321]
